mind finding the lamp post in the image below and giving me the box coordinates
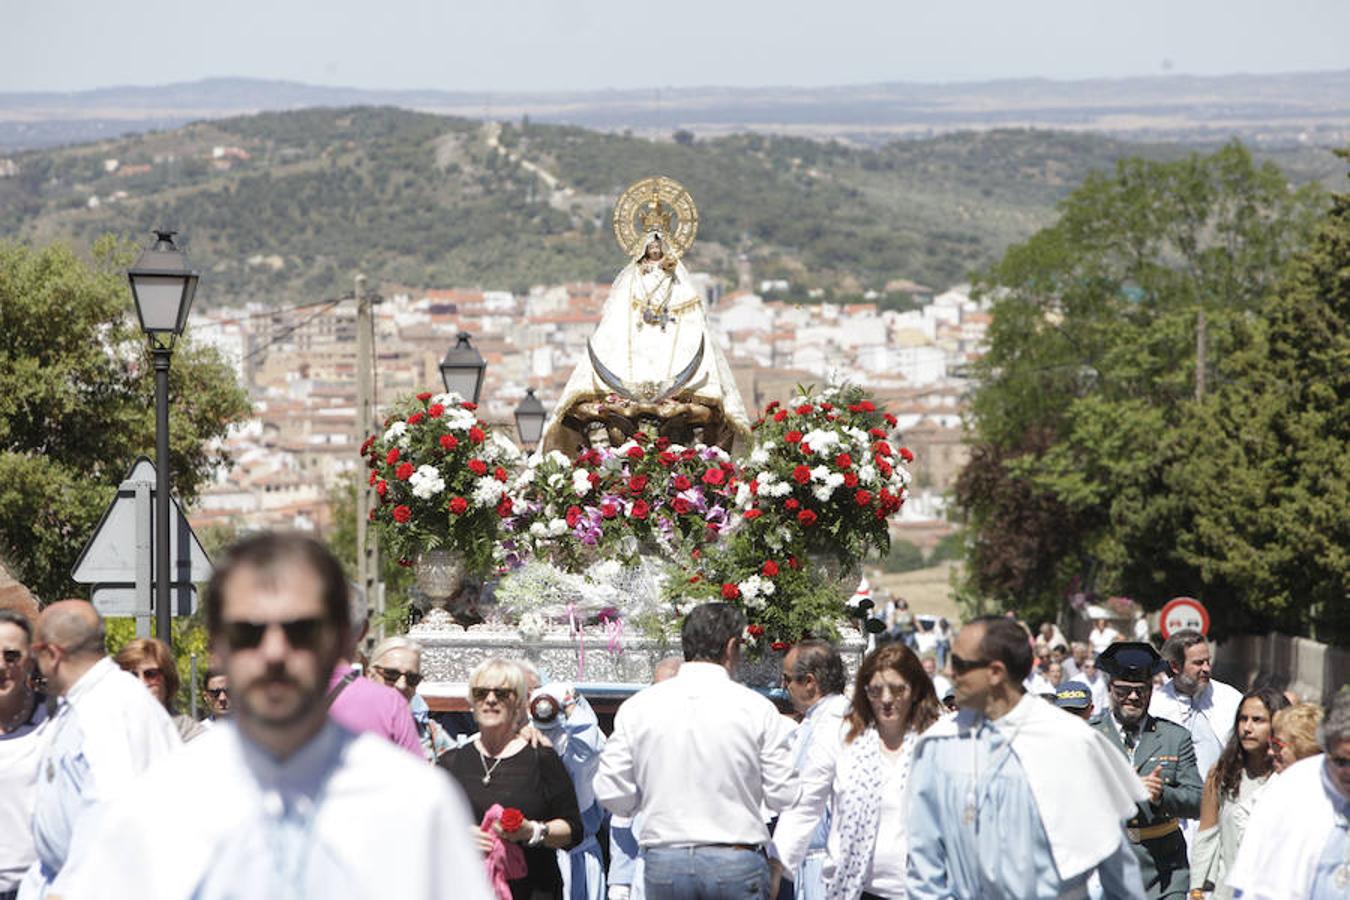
[127,230,199,649]
[439,332,487,404]
[514,388,547,449]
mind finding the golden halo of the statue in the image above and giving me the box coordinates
[612,176,699,260]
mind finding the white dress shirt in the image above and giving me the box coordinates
[1087,627,1121,656]
[1148,677,1243,779]
[58,720,493,899]
[0,696,48,892]
[23,656,180,897]
[594,661,797,847]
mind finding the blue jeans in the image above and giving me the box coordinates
[644,846,770,900]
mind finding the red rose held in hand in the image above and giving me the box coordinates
[499,807,525,833]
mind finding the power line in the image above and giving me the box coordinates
[197,293,356,327]
[240,298,345,363]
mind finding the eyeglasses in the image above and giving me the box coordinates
[780,673,807,687]
[221,617,327,651]
[2,649,22,665]
[470,686,516,703]
[1110,682,1150,699]
[135,667,164,683]
[374,666,422,688]
[950,654,991,675]
[865,682,911,701]
[1329,755,1350,771]
[204,687,228,698]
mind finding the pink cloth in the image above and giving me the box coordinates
[326,664,423,758]
[480,803,528,900]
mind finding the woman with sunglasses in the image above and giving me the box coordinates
[1188,687,1289,899]
[367,636,452,763]
[114,637,205,743]
[772,643,942,900]
[1269,702,1323,773]
[438,657,583,900]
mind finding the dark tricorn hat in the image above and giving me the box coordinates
[1097,642,1167,682]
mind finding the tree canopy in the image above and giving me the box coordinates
[0,237,251,602]
[955,142,1346,639]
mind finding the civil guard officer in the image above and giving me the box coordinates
[1092,642,1203,900]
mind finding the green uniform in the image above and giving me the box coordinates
[1091,712,1203,900]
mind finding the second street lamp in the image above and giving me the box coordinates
[439,332,486,404]
[514,388,547,448]
[127,230,199,649]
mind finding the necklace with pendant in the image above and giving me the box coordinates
[478,745,506,785]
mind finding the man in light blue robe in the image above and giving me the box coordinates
[907,615,1148,900]
[535,684,607,900]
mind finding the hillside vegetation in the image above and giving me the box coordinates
[0,106,1337,305]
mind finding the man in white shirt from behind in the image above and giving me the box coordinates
[1147,629,1242,859]
[55,531,490,900]
[595,602,797,900]
[775,639,850,900]
[20,600,180,899]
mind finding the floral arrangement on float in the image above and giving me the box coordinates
[362,391,522,577]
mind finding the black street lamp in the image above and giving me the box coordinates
[128,230,199,649]
[514,388,547,448]
[439,332,487,404]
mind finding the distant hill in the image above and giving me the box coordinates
[3,71,1350,152]
[0,106,1342,305]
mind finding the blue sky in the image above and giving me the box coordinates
[4,0,1348,93]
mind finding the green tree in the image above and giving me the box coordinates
[880,539,927,574]
[956,142,1323,626]
[0,237,251,602]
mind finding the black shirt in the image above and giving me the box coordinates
[439,742,583,900]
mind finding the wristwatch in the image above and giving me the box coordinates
[528,821,547,847]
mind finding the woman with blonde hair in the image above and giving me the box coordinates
[366,635,451,762]
[772,643,942,899]
[114,637,204,742]
[1269,702,1324,773]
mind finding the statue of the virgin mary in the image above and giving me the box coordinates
[540,176,751,453]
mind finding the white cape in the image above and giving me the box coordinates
[1226,754,1336,899]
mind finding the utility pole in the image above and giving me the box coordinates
[1195,308,1208,401]
[354,274,383,640]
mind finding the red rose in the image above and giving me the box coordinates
[869,427,886,438]
[855,489,873,506]
[392,505,412,524]
[899,446,915,463]
[448,496,468,515]
[884,413,898,426]
[701,468,725,486]
[439,434,459,451]
[784,430,802,444]
[376,480,388,497]
[469,426,486,444]
[747,624,766,637]
[873,441,892,458]
[835,453,853,470]
[658,451,678,467]
[367,470,377,486]
[468,459,488,476]
[632,431,649,444]
[672,497,693,515]
[673,475,693,491]
[820,402,834,412]
[771,641,790,652]
[601,501,619,519]
[396,462,414,481]
[497,497,514,518]
[765,400,780,412]
[773,410,788,422]
[655,436,671,450]
[848,403,862,413]
[407,412,425,425]
[721,582,741,600]
[417,391,434,402]
[689,574,702,584]
[681,448,697,460]
[626,446,645,460]
[587,471,601,486]
[428,403,445,418]
[796,404,813,415]
[628,475,649,493]
[749,479,759,496]
[797,508,818,527]
[499,807,525,833]
[461,401,478,411]
[360,435,375,455]
[494,466,509,483]
[386,448,400,465]
[878,458,893,477]
[743,508,763,520]
[800,442,812,455]
[566,505,583,527]
[860,400,876,412]
[785,498,800,511]
[630,499,650,520]
[788,556,800,570]
[762,560,779,577]
[844,472,859,488]
[793,465,811,485]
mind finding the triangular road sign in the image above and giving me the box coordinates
[71,456,212,617]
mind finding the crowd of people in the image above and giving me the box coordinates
[0,530,1345,899]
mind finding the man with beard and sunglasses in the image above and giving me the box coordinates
[1092,642,1202,900]
[906,615,1147,899]
[52,532,491,900]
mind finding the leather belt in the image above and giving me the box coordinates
[704,843,764,852]
[1126,819,1180,843]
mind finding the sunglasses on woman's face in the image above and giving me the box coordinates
[470,686,516,703]
[135,668,163,683]
[374,666,422,688]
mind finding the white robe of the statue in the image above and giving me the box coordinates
[542,244,750,451]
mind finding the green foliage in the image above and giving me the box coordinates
[0,238,251,602]
[880,539,927,573]
[929,530,965,563]
[956,142,1329,632]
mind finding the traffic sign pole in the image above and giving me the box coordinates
[134,480,152,639]
[154,347,173,649]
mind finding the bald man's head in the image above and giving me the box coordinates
[37,600,105,658]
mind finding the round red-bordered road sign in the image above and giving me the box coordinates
[1160,597,1210,639]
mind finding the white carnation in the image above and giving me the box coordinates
[859,464,879,485]
[408,465,446,499]
[382,421,410,448]
[472,477,506,507]
[749,447,770,466]
[529,522,548,537]
[547,472,565,488]
[572,468,592,496]
[810,465,831,483]
[813,485,835,503]
[546,450,572,468]
[758,470,777,485]
[827,472,845,488]
[547,518,569,536]
[735,483,753,508]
